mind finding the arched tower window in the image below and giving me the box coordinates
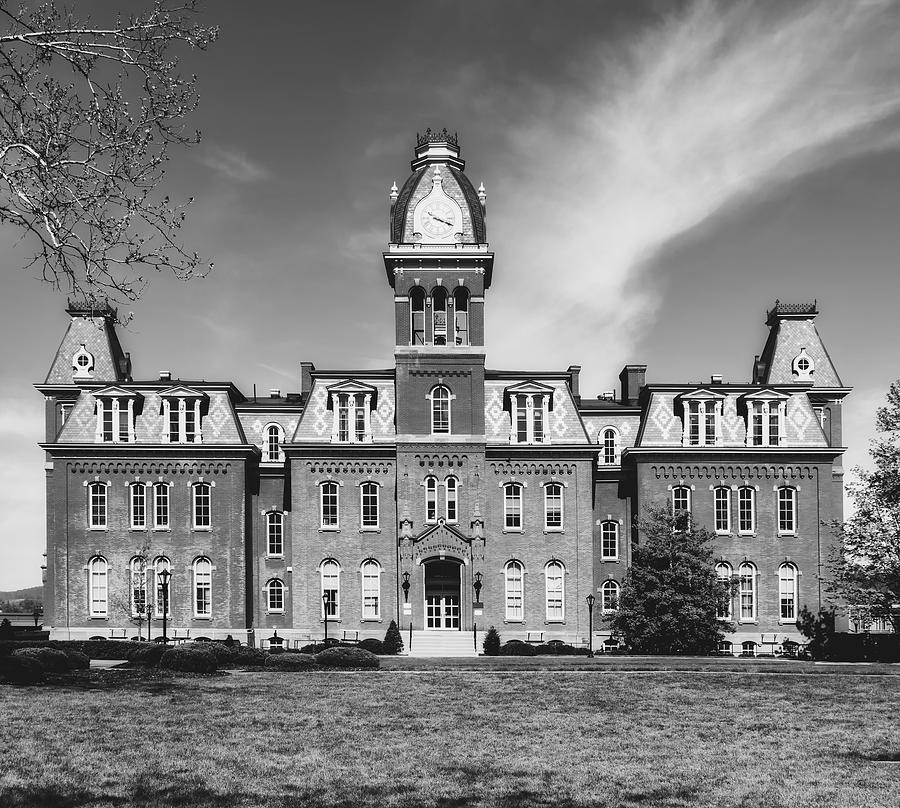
[266,578,285,613]
[410,287,426,345]
[600,428,619,465]
[264,424,284,463]
[266,511,284,557]
[432,287,448,346]
[453,287,469,345]
[430,385,451,434]
[601,580,620,613]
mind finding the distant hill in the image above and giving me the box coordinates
[0,585,43,604]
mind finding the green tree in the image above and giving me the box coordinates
[609,507,736,654]
[0,1,217,312]
[483,626,501,656]
[382,619,404,655]
[828,380,900,632]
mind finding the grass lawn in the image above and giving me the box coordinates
[1,665,898,807]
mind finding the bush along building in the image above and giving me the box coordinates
[37,130,850,655]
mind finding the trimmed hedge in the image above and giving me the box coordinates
[232,646,267,667]
[358,638,384,655]
[499,640,536,657]
[264,653,318,671]
[828,632,900,663]
[159,645,218,673]
[204,642,238,665]
[534,643,592,657]
[0,655,44,684]
[13,647,70,673]
[127,643,168,667]
[63,649,91,670]
[315,647,380,669]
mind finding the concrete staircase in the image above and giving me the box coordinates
[407,629,481,657]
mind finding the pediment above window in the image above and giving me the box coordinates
[159,385,208,400]
[678,388,726,401]
[505,379,556,397]
[325,379,378,407]
[741,389,790,401]
[93,385,142,401]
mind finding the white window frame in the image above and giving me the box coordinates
[503,483,523,531]
[686,400,719,447]
[748,400,785,447]
[191,481,212,530]
[266,511,284,557]
[739,562,757,622]
[321,559,340,619]
[266,578,285,614]
[88,556,108,617]
[162,396,203,444]
[777,486,797,535]
[87,481,108,530]
[263,423,285,463]
[153,556,171,618]
[193,557,212,618]
[511,393,551,445]
[737,487,755,535]
[320,481,340,530]
[360,482,380,530]
[130,556,148,618]
[601,580,620,614]
[444,476,458,523]
[713,486,731,534]
[716,562,733,620]
[504,560,524,621]
[429,385,452,435]
[545,560,565,622]
[599,427,619,465]
[778,563,798,623]
[361,559,381,620]
[95,397,135,444]
[543,482,563,531]
[424,476,438,524]
[129,482,148,530]
[600,521,619,561]
[671,486,691,516]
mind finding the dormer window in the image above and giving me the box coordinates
[327,381,376,443]
[679,391,724,447]
[743,391,788,447]
[506,382,554,445]
[598,427,620,465]
[73,344,94,379]
[792,348,814,381]
[160,387,207,444]
[93,387,142,444]
[263,424,285,463]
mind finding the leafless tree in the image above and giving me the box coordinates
[0,1,217,315]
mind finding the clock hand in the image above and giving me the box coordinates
[432,215,453,226]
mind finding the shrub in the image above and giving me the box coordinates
[0,655,44,684]
[13,647,70,673]
[0,618,13,641]
[63,650,91,670]
[232,646,267,667]
[499,640,536,656]
[205,642,238,665]
[382,620,404,655]
[358,638,384,655]
[315,646,380,669]
[159,645,218,673]
[299,643,327,654]
[264,653,318,671]
[127,643,168,667]
[483,626,501,656]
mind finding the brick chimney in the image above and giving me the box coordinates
[300,362,315,396]
[619,365,647,405]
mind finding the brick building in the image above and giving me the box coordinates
[37,131,850,654]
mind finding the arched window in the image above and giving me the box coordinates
[430,385,451,434]
[739,562,756,622]
[600,428,618,465]
[130,556,147,617]
[264,424,284,463]
[544,483,563,530]
[505,561,524,621]
[87,481,107,529]
[424,476,438,523]
[360,482,379,529]
[671,486,691,516]
[716,562,733,619]
[410,287,426,345]
[192,482,211,529]
[193,557,212,618]
[266,511,284,557]
[718,640,733,656]
[321,559,340,618]
[320,481,339,529]
[432,287,448,345]
[445,476,458,523]
[601,580,620,613]
[777,487,797,535]
[779,563,798,621]
[453,287,469,345]
[741,640,757,657]
[266,578,285,613]
[88,556,108,616]
[504,483,523,530]
[154,557,171,618]
[545,561,565,621]
[714,486,731,534]
[361,559,381,619]
[737,486,755,534]
[130,482,147,529]
[600,521,619,561]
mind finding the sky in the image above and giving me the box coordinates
[2,0,900,589]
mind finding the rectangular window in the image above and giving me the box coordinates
[533,405,544,444]
[354,396,366,442]
[321,483,339,528]
[516,398,528,443]
[102,404,114,442]
[88,483,107,529]
[544,484,562,530]
[445,478,458,523]
[130,484,146,529]
[184,406,197,443]
[779,570,797,621]
[738,487,755,534]
[740,567,756,621]
[118,408,130,443]
[778,487,797,534]
[672,487,690,515]
[60,403,73,425]
[361,484,379,528]
[425,478,437,523]
[337,396,349,442]
[131,566,146,617]
[505,563,523,621]
[267,513,283,556]
[714,487,731,534]
[601,522,618,560]
[321,563,339,618]
[688,401,717,446]
[193,483,211,529]
[169,405,180,443]
[194,563,212,617]
[504,485,522,530]
[154,484,169,529]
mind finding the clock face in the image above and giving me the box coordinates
[421,200,457,238]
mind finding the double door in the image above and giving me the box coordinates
[424,559,461,629]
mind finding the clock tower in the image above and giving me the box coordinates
[384,129,493,630]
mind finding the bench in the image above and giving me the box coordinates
[173,628,191,645]
[525,631,544,644]
[341,630,359,644]
[108,627,127,639]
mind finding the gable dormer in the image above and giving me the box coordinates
[677,389,726,447]
[92,385,143,444]
[159,385,208,444]
[741,389,789,447]
[326,380,378,443]
[505,380,556,444]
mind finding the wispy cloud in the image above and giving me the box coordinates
[199,143,270,183]
[491,0,900,387]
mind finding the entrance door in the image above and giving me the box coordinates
[424,559,461,629]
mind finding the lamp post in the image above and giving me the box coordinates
[586,593,595,658]
[158,567,171,645]
[145,598,153,643]
[473,571,482,603]
[401,571,410,603]
[322,592,330,646]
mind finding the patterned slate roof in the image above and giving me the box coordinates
[292,379,396,443]
[762,319,843,387]
[45,315,126,385]
[484,380,589,444]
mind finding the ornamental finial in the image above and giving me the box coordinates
[389,181,398,203]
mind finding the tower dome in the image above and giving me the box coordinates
[389,128,486,245]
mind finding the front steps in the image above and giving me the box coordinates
[407,629,482,657]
